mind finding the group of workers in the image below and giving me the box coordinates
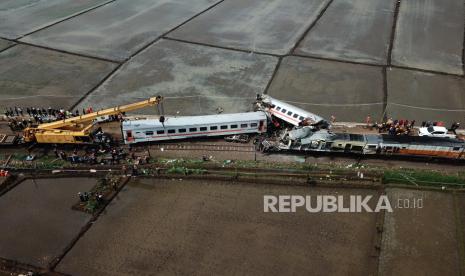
[53,145,125,165]
[368,117,462,136]
[4,106,79,120]
[53,144,150,168]
[78,191,104,204]
[3,105,126,132]
[375,118,416,135]
[4,106,81,131]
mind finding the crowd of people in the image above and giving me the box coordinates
[3,105,125,132]
[375,118,416,135]
[54,145,122,165]
[53,144,150,167]
[370,117,461,136]
[4,106,81,121]
[4,106,87,131]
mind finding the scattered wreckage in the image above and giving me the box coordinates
[2,93,464,160]
[251,94,465,160]
[259,118,465,160]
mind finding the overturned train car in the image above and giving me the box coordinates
[256,94,327,127]
[261,128,465,160]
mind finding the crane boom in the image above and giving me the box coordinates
[23,96,163,144]
[37,96,163,130]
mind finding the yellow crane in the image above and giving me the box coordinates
[23,96,163,144]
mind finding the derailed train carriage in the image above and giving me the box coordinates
[122,111,267,144]
[256,94,465,160]
[122,94,327,145]
[255,94,327,127]
[261,127,465,160]
[119,94,465,161]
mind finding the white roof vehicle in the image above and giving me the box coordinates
[418,126,456,138]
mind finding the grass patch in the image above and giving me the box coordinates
[166,166,206,175]
[83,174,121,213]
[383,169,465,187]
[9,156,67,170]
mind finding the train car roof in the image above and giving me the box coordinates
[381,134,464,147]
[262,95,325,122]
[332,133,366,142]
[122,111,266,128]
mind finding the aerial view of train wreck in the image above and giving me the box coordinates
[1,0,465,275]
[1,92,464,275]
[3,94,464,161]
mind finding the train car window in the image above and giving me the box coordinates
[287,111,292,116]
[220,125,228,130]
[293,114,299,118]
[240,124,248,128]
[453,147,460,151]
[210,126,218,130]
[299,116,304,120]
[368,145,377,149]
[145,131,154,135]
[179,128,186,133]
[281,109,287,113]
[230,124,238,129]
[189,128,197,132]
[200,127,207,131]
[251,123,258,127]
[352,146,363,151]
[276,107,281,111]
[156,130,164,135]
[167,129,175,134]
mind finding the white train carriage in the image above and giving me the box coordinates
[122,112,267,144]
[259,95,326,126]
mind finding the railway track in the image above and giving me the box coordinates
[147,143,256,152]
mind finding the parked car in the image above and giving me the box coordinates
[418,126,456,138]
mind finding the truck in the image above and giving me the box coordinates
[22,96,164,144]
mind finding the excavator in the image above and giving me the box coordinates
[22,96,164,144]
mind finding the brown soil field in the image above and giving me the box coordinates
[0,177,96,267]
[57,178,380,275]
[378,188,462,275]
[0,175,463,275]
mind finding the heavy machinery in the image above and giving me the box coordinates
[22,96,164,144]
